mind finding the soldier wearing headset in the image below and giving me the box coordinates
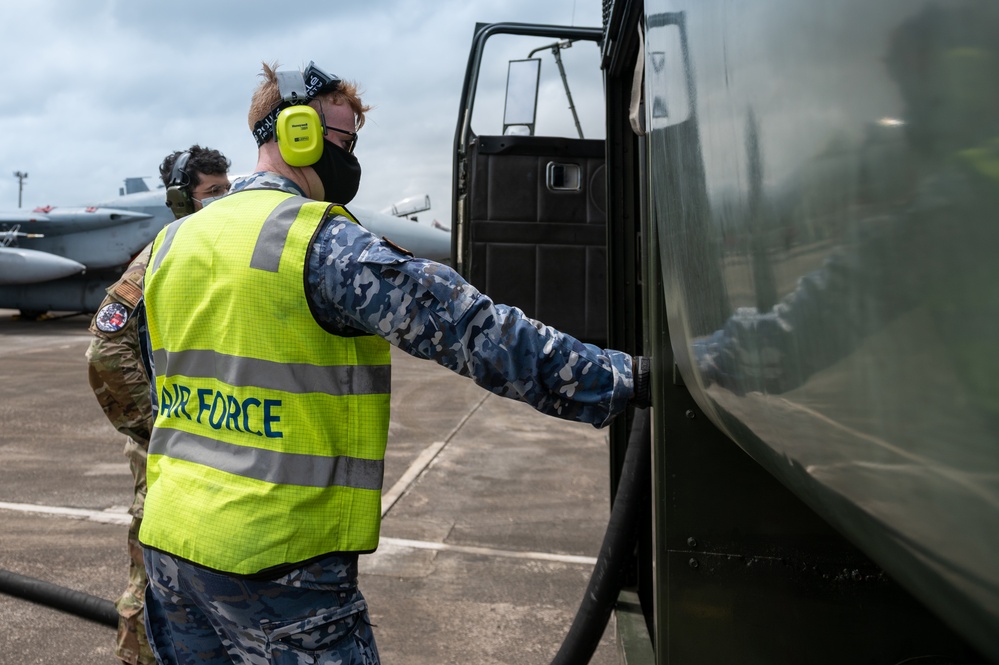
[137,61,650,665]
[85,145,229,665]
[159,146,232,216]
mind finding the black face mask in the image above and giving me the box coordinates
[312,139,361,204]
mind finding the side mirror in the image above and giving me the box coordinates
[503,58,541,136]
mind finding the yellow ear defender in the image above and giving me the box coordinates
[251,62,342,164]
[274,70,324,167]
[275,104,324,166]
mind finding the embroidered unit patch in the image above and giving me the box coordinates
[95,302,129,332]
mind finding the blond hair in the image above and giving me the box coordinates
[247,61,371,133]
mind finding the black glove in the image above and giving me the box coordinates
[631,356,651,408]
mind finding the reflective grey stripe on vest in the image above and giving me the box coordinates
[149,218,186,276]
[250,196,331,272]
[150,428,384,490]
[153,348,390,395]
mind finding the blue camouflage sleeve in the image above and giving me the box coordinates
[307,216,634,427]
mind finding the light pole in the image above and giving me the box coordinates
[13,171,28,208]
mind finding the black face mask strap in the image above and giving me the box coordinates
[252,61,341,147]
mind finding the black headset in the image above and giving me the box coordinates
[164,151,194,217]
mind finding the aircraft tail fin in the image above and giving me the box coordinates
[120,177,150,195]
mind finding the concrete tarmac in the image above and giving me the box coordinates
[0,310,619,664]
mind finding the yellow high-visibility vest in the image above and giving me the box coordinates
[140,189,390,575]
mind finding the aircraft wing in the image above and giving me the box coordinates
[0,207,153,236]
[0,211,51,223]
[350,205,451,263]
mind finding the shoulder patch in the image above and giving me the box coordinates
[111,279,143,308]
[95,302,129,333]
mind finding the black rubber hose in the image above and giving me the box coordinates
[550,406,652,665]
[0,568,118,628]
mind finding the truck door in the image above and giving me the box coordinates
[452,23,607,345]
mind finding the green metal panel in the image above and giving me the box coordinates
[627,0,999,660]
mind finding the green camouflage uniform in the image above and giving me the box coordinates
[86,246,155,665]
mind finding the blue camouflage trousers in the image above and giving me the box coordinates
[143,549,380,664]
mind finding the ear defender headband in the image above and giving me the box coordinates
[165,151,195,217]
[251,62,341,167]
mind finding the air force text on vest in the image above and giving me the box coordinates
[159,383,283,438]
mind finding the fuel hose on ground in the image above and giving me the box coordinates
[0,568,118,627]
[551,406,652,665]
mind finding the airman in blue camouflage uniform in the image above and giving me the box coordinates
[140,62,650,665]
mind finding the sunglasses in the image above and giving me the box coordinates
[324,125,358,154]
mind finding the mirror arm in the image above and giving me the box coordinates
[526,40,585,139]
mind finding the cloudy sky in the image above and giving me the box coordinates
[0,0,603,227]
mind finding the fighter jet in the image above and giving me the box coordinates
[0,180,450,319]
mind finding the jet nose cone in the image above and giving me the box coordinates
[0,247,86,285]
